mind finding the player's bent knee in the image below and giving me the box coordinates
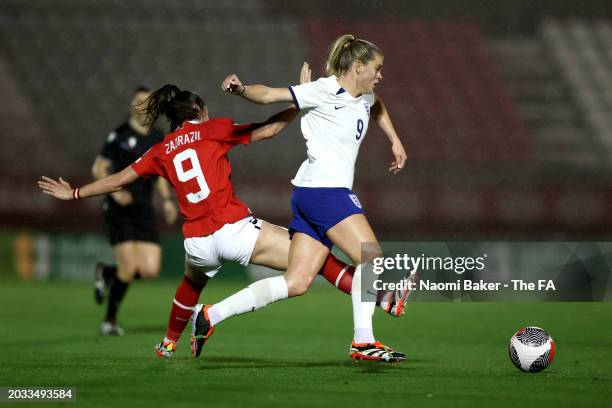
[285,275,315,297]
[365,252,384,264]
[186,269,209,285]
[138,266,160,280]
[362,246,383,264]
[117,267,137,283]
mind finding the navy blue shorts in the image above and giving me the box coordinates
[289,187,365,249]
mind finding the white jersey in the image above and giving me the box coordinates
[289,76,375,189]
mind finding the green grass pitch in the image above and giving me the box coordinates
[1,279,611,407]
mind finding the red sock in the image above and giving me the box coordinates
[319,255,354,295]
[165,276,205,343]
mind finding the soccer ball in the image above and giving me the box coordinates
[508,326,556,372]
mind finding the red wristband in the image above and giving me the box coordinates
[73,188,81,200]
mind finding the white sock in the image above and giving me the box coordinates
[352,264,376,343]
[207,275,288,326]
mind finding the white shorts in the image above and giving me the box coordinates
[184,216,263,278]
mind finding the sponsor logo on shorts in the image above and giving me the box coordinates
[349,194,362,209]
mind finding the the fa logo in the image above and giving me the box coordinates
[364,102,370,117]
[349,194,362,209]
[128,136,137,149]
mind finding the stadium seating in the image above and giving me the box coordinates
[488,34,604,171]
[541,19,612,165]
[0,4,530,175]
[0,0,308,176]
[1,1,610,235]
[303,19,531,172]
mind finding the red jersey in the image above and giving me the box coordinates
[131,118,253,238]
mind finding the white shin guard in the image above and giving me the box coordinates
[249,275,289,310]
[352,264,376,343]
[208,276,288,326]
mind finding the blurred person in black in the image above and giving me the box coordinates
[92,86,178,336]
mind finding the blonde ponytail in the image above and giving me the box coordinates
[325,34,355,76]
[324,34,383,77]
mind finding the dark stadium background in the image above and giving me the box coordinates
[3,0,612,281]
[1,2,612,408]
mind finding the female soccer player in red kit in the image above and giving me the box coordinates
[39,64,410,358]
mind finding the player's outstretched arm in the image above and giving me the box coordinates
[371,96,407,174]
[239,62,311,142]
[38,166,139,200]
[249,107,300,143]
[91,154,134,206]
[221,74,294,105]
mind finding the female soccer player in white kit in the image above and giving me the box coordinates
[38,63,411,360]
[192,34,408,362]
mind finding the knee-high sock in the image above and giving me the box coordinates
[319,255,354,295]
[102,264,117,282]
[207,276,288,326]
[352,264,376,343]
[105,277,129,323]
[165,276,205,343]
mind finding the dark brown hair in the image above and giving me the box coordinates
[141,84,205,131]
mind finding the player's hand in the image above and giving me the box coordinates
[111,190,133,206]
[299,62,311,84]
[389,141,407,174]
[221,74,244,95]
[38,176,74,200]
[162,200,178,225]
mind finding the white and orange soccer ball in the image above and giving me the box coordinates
[508,327,556,373]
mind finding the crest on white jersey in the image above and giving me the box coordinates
[363,102,370,117]
[349,194,362,209]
